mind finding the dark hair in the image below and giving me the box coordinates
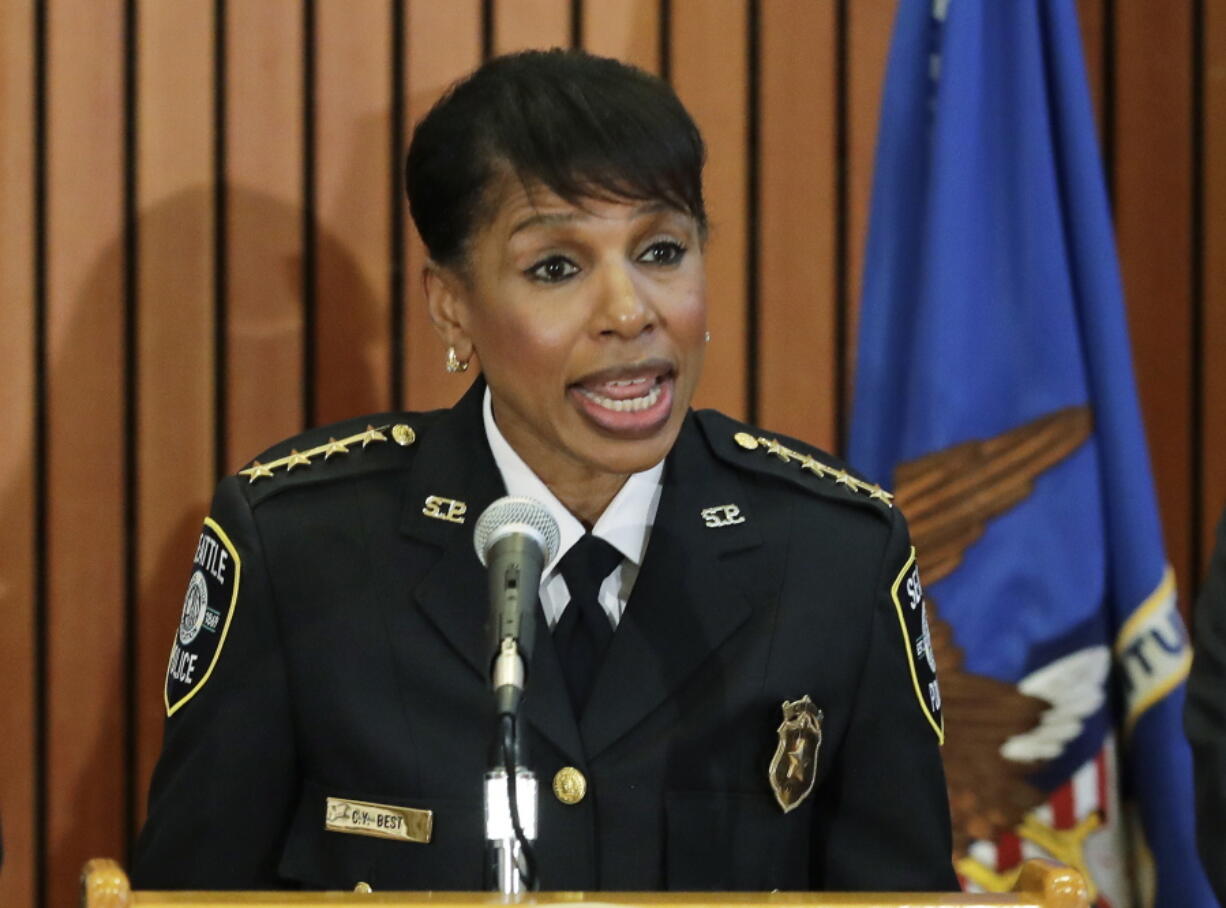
[406,49,707,267]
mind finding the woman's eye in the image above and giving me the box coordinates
[638,240,687,266]
[526,256,580,283]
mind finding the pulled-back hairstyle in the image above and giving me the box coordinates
[406,49,707,267]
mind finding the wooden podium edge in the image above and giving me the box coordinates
[79,858,1089,907]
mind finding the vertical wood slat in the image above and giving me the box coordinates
[581,0,660,73]
[843,0,897,432]
[402,0,483,412]
[757,1,838,449]
[0,2,37,905]
[1113,1,1196,600]
[44,2,127,906]
[133,0,216,830]
[670,0,749,419]
[313,0,392,426]
[225,0,304,469]
[1202,0,1226,563]
[494,0,572,54]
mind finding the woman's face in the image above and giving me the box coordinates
[434,176,708,489]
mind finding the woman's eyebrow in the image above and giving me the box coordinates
[508,201,675,238]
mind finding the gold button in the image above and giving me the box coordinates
[392,424,416,447]
[354,881,373,893]
[553,766,587,805]
[733,431,759,451]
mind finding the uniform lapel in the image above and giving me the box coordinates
[398,378,584,764]
[399,378,502,684]
[579,413,766,761]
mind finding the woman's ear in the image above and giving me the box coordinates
[423,262,474,361]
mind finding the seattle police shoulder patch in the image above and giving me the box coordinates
[164,517,241,716]
[889,547,944,743]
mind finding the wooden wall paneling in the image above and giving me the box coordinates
[1202,0,1226,566]
[494,0,573,54]
[580,0,660,73]
[670,0,749,419]
[44,1,127,903]
[133,0,216,832]
[1113,0,1196,601]
[0,3,37,905]
[402,0,482,413]
[225,0,305,470]
[843,0,897,438]
[757,0,838,448]
[313,0,392,426]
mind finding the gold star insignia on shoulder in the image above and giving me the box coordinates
[764,439,791,462]
[235,422,408,484]
[730,431,892,509]
[360,425,388,447]
[284,449,312,471]
[239,461,275,483]
[870,485,895,507]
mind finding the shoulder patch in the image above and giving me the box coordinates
[165,517,241,716]
[889,548,944,743]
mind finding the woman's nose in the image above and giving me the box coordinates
[596,262,654,338]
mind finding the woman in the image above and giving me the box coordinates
[134,50,957,892]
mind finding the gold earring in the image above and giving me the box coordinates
[704,331,711,343]
[445,346,470,373]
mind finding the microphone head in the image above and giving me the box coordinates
[473,496,561,567]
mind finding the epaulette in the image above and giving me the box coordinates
[235,412,427,505]
[695,409,894,517]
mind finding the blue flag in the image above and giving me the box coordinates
[849,2,1213,905]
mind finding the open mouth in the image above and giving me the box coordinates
[569,363,675,436]
[576,376,664,412]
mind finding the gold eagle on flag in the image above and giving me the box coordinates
[892,406,1099,861]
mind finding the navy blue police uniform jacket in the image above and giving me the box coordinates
[132,378,958,892]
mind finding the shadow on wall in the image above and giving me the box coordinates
[38,173,385,904]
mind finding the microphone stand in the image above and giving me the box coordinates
[484,638,538,895]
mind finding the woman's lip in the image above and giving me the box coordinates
[572,358,674,390]
[569,374,675,437]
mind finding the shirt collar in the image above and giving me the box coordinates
[482,386,664,572]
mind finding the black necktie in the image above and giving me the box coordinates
[553,534,622,714]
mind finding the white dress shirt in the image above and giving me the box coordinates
[482,387,664,629]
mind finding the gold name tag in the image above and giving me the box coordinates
[325,797,433,844]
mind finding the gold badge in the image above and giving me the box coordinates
[325,797,433,844]
[768,695,823,813]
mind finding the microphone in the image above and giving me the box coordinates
[474,497,561,716]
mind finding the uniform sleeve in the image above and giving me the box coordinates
[811,507,959,891]
[132,475,298,889]
[1185,509,1226,905]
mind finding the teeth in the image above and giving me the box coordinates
[607,377,650,388]
[579,383,663,413]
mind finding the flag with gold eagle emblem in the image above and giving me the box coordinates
[849,1,1212,905]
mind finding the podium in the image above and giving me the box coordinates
[80,859,1090,908]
